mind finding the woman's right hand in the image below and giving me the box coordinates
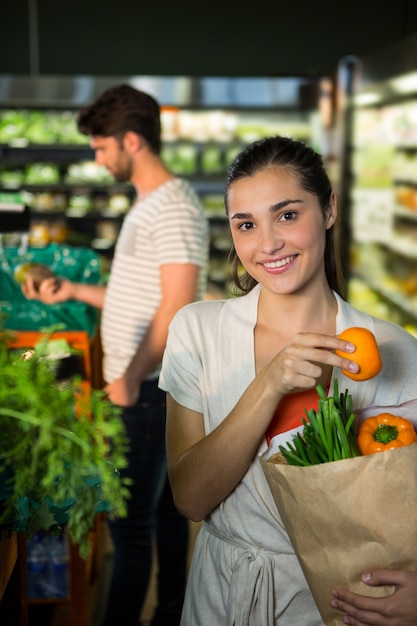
[264,331,360,396]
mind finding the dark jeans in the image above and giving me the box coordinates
[101,380,189,626]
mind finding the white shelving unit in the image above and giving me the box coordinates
[344,39,417,335]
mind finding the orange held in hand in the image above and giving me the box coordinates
[335,327,382,381]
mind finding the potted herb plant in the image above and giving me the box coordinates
[0,322,131,558]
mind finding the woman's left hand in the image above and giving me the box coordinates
[331,569,417,625]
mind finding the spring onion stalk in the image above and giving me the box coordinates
[279,379,361,465]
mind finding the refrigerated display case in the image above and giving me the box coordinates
[341,36,417,336]
[0,74,323,295]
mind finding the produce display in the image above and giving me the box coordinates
[0,328,131,557]
[0,109,88,145]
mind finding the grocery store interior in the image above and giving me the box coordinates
[2,1,417,624]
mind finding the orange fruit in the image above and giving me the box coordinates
[335,327,382,381]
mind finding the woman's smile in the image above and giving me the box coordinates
[261,254,298,272]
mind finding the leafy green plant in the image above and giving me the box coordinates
[0,324,131,558]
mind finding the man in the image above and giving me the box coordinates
[23,84,209,626]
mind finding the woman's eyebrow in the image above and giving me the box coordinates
[270,198,302,213]
[229,212,252,220]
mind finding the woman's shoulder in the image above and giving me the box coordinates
[170,297,229,329]
[170,291,256,331]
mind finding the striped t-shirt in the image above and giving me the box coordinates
[101,178,209,383]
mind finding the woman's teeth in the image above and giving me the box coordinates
[264,255,295,269]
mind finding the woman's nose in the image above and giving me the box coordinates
[260,228,284,254]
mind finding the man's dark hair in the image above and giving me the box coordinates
[77,84,162,154]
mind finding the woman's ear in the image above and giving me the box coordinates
[325,192,337,229]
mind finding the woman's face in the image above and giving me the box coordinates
[227,166,336,296]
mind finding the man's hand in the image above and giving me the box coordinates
[105,376,140,407]
[22,276,75,304]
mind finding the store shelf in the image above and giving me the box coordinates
[347,42,417,331]
[0,77,320,293]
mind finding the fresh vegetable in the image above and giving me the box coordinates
[357,413,417,455]
[279,379,361,466]
[13,262,61,292]
[0,324,131,557]
[335,327,382,381]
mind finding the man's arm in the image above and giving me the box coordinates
[105,262,201,406]
[22,276,107,309]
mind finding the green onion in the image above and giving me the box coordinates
[278,379,361,466]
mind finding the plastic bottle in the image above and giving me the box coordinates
[27,532,49,599]
[46,530,69,598]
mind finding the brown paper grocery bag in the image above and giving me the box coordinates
[260,442,417,626]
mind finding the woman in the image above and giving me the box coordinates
[159,136,417,625]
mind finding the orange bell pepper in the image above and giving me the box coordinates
[357,413,417,455]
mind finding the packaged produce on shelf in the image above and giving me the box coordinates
[394,185,417,210]
[28,222,51,247]
[24,163,60,185]
[0,110,28,144]
[67,191,93,214]
[64,161,113,184]
[393,101,417,146]
[201,194,225,216]
[200,145,224,174]
[175,110,238,143]
[161,143,198,175]
[48,220,69,244]
[95,220,119,243]
[0,168,24,188]
[160,106,180,141]
[21,191,66,213]
[352,145,395,188]
[391,151,417,185]
[107,192,130,214]
[225,145,243,167]
[0,109,88,145]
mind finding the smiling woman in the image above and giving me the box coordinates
[226,167,336,296]
[224,136,342,299]
[158,136,417,626]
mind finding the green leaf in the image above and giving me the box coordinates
[0,325,131,557]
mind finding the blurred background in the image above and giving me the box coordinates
[1,0,417,328]
[2,2,417,624]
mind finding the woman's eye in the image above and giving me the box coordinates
[238,222,254,231]
[279,211,297,222]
